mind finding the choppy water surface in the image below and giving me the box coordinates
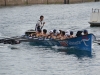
[0,2,100,75]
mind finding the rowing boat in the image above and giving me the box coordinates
[0,29,95,52]
[28,34,95,52]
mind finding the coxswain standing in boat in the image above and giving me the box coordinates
[30,15,45,37]
[35,15,45,32]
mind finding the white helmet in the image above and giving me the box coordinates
[65,30,70,36]
[49,30,53,33]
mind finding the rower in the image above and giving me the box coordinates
[65,30,70,38]
[83,30,88,35]
[36,29,42,37]
[69,31,74,38]
[48,30,56,39]
[53,29,57,36]
[56,30,61,39]
[48,30,53,39]
[60,31,67,40]
[42,29,48,37]
[76,31,83,37]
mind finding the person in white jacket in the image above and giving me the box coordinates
[35,15,45,32]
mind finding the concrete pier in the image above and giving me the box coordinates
[0,0,99,6]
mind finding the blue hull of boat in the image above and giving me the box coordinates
[29,34,94,52]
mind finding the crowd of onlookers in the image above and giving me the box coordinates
[30,29,88,40]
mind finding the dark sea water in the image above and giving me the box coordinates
[0,2,100,75]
